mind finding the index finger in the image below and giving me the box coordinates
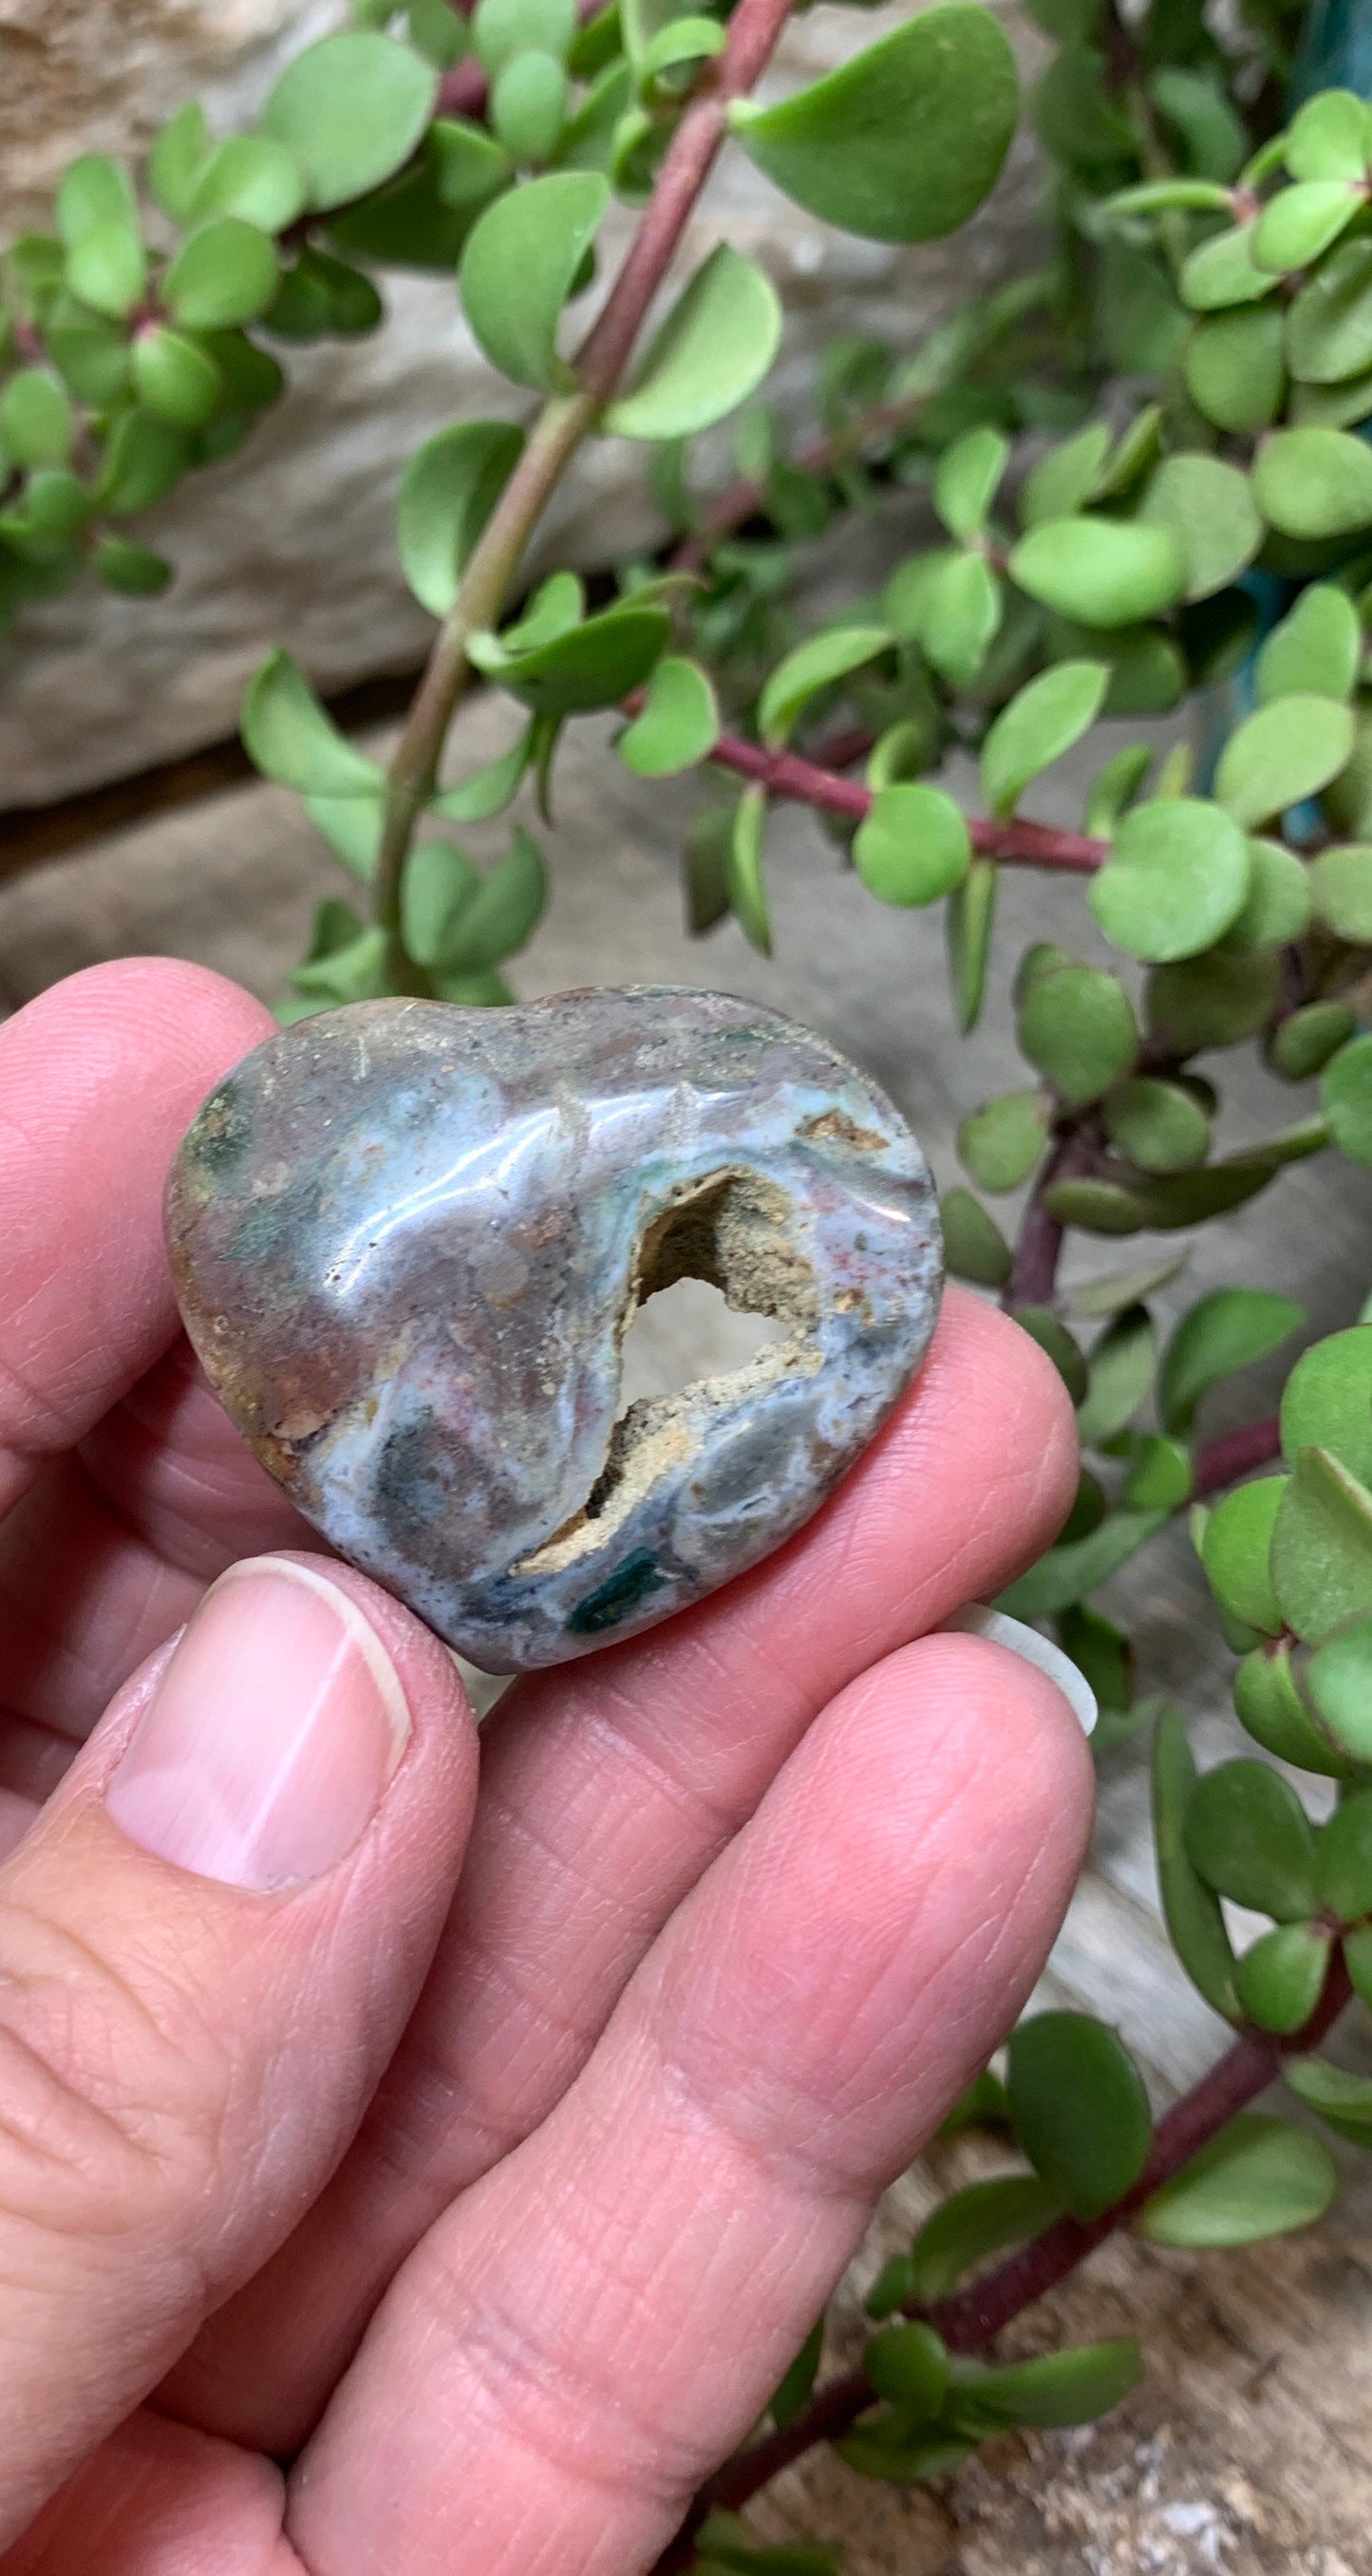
[0,959,274,1516]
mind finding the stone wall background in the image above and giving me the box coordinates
[0,0,1043,804]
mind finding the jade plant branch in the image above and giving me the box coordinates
[373,0,799,968]
[652,1956,1351,2568]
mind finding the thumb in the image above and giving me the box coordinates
[0,1551,476,2548]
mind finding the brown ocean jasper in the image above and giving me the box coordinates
[166,987,943,1669]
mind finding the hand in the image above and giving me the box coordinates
[0,959,1092,2576]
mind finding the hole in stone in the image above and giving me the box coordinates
[617,1275,783,1410]
[516,1168,818,1576]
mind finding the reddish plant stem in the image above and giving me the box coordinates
[656,1957,1351,2565]
[1004,1124,1099,1310]
[1192,1417,1283,1496]
[630,709,1108,871]
[670,394,937,574]
[574,0,793,402]
[437,0,603,117]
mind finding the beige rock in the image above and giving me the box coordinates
[0,1,1044,803]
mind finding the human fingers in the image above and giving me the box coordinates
[175,1288,1077,2449]
[290,1630,1092,2576]
[0,961,318,1761]
[0,1554,475,2552]
[0,959,273,1518]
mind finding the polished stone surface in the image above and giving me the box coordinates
[167,987,943,1668]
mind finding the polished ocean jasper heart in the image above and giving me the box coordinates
[167,987,943,1670]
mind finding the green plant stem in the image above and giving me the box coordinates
[653,1952,1351,2568]
[373,386,595,956]
[372,0,799,979]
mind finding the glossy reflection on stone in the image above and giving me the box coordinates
[167,988,943,1670]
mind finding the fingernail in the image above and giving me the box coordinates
[942,1602,1098,1737]
[107,1557,411,1890]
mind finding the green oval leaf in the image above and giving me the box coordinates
[1137,2114,1338,2245]
[66,217,147,320]
[1137,453,1262,604]
[148,103,212,221]
[981,659,1109,820]
[1103,1074,1211,1172]
[437,821,546,971]
[131,325,223,428]
[946,855,996,1033]
[185,135,308,232]
[1160,1287,1305,1438]
[938,1184,1010,1288]
[164,216,280,330]
[854,782,970,907]
[1308,841,1372,941]
[0,369,73,469]
[1271,998,1358,1080]
[1255,583,1360,703]
[1153,1708,1240,2022]
[864,2320,949,2416]
[1272,1445,1372,1643]
[1287,88,1370,182]
[1147,945,1282,1052]
[460,168,608,387]
[1091,796,1250,962]
[259,31,439,213]
[1306,1610,1372,1760]
[1008,2012,1153,2222]
[490,49,569,161]
[470,597,668,713]
[1180,219,1277,312]
[957,1088,1051,1194]
[241,648,384,797]
[605,244,781,441]
[1200,1477,1286,1635]
[1316,1783,1372,1920]
[1324,1032,1372,1167]
[1253,177,1362,274]
[1213,692,1354,827]
[725,781,770,955]
[1286,2053,1372,2146]
[1009,516,1184,626]
[1233,1920,1331,2033]
[1253,425,1372,539]
[907,2175,1060,2304]
[396,419,524,615]
[730,7,1018,244]
[758,624,893,751]
[618,655,719,776]
[1287,237,1372,385]
[950,2338,1140,2430]
[1234,1638,1352,1777]
[933,423,1010,541]
[1019,958,1139,1106]
[1280,1324,1372,1486]
[1184,1756,1318,1917]
[57,152,136,245]
[1184,305,1286,434]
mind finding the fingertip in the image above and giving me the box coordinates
[4,957,274,1079]
[930,1286,1081,1563]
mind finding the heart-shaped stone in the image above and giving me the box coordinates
[167,987,942,1669]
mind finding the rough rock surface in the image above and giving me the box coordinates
[0,1,1043,803]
